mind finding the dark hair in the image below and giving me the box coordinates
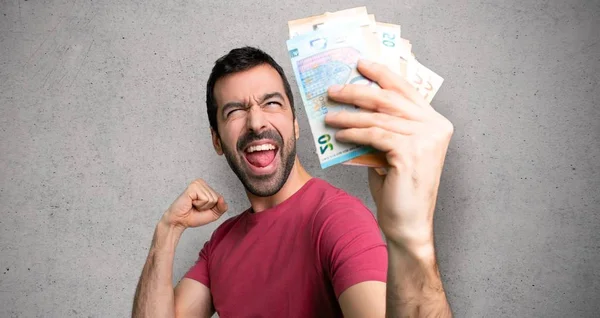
[206,46,295,135]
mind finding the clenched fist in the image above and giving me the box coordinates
[161,179,228,230]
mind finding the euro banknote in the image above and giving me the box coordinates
[286,7,444,169]
[286,24,382,168]
[288,7,373,38]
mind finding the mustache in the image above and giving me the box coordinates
[237,130,284,151]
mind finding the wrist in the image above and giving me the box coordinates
[151,218,185,253]
[384,226,436,261]
[159,213,187,233]
[387,237,436,262]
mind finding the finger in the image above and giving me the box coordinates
[356,59,429,108]
[192,199,214,211]
[187,180,205,202]
[327,83,423,120]
[187,208,222,226]
[212,196,228,215]
[325,110,421,135]
[368,167,385,198]
[189,184,215,211]
[189,190,225,225]
[335,127,402,153]
[204,186,219,207]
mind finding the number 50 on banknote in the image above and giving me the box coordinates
[287,25,379,169]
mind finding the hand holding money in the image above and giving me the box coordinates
[325,60,453,247]
[286,7,444,170]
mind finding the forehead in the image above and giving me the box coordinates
[214,64,287,106]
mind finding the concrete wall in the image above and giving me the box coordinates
[1,0,598,317]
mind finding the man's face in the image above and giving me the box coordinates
[212,64,299,197]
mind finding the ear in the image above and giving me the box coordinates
[211,128,224,155]
[294,118,299,140]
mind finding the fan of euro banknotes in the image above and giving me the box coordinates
[286,7,443,171]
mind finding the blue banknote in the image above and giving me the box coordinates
[287,25,378,169]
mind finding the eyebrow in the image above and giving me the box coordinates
[221,92,285,117]
[259,92,284,103]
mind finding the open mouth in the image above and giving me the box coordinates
[242,141,279,172]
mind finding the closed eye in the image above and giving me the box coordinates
[226,107,244,117]
[265,101,282,107]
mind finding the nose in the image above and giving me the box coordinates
[246,105,268,134]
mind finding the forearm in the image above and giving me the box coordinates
[385,240,451,318]
[132,220,184,318]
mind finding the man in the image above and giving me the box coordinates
[132,47,453,317]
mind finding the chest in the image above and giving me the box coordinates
[208,218,336,317]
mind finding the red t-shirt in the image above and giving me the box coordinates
[184,178,387,317]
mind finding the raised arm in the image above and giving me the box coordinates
[326,60,453,317]
[132,179,228,318]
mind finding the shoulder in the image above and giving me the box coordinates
[305,178,367,208]
[308,180,387,285]
[307,178,378,230]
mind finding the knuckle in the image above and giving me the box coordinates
[371,62,384,73]
[209,188,220,198]
[190,179,205,187]
[368,127,384,140]
[378,90,398,112]
[436,119,454,138]
[185,183,197,194]
[383,90,398,110]
[187,186,207,199]
[374,112,391,126]
[366,127,376,139]
[187,184,200,195]
[435,116,453,133]
[336,84,350,97]
[445,121,455,135]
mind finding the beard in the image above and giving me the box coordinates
[220,128,296,197]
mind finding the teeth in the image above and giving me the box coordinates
[246,144,276,153]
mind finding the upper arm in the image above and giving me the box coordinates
[314,197,388,297]
[176,236,214,318]
[339,281,386,318]
[174,278,214,318]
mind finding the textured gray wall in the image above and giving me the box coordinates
[1,0,598,317]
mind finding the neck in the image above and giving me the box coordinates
[246,157,312,213]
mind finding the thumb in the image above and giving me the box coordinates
[214,196,228,214]
[368,167,385,200]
